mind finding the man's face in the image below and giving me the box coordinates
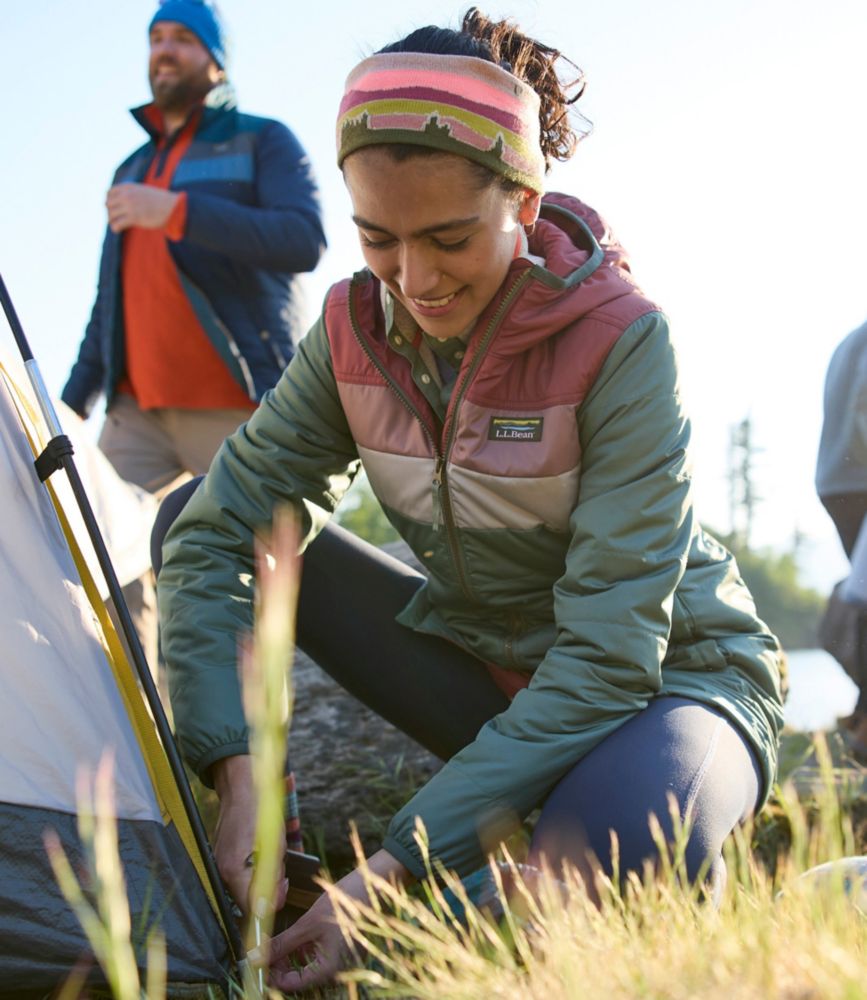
[148,20,221,113]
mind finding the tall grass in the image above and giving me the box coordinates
[241,508,301,927]
[240,505,301,993]
[317,741,867,1000]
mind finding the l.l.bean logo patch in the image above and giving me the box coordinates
[488,416,544,442]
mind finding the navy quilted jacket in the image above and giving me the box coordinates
[62,85,326,417]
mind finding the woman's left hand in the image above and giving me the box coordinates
[266,848,413,993]
[266,889,347,993]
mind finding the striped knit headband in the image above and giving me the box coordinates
[336,52,546,193]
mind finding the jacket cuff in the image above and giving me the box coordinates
[61,381,101,420]
[192,740,251,788]
[164,192,188,242]
[381,834,427,879]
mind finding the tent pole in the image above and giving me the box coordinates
[0,272,248,974]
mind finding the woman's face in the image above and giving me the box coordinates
[343,148,538,340]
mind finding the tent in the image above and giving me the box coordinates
[51,395,159,602]
[0,357,233,996]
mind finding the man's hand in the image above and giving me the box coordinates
[212,755,289,915]
[106,183,180,233]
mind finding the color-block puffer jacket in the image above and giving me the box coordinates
[158,193,784,878]
[61,85,326,418]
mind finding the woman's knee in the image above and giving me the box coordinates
[527,698,759,896]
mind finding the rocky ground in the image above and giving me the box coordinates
[290,649,441,871]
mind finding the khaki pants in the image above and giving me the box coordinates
[98,394,253,674]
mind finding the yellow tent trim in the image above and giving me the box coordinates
[0,363,227,934]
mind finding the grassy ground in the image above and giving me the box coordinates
[56,726,867,999]
[751,728,867,875]
[293,729,867,1000]
[209,727,866,999]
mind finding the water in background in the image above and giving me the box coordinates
[786,649,859,731]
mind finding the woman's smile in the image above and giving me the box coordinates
[409,288,465,317]
[343,147,535,339]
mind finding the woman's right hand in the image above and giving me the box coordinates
[212,755,288,915]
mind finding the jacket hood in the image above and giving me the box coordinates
[481,192,650,357]
[537,193,632,275]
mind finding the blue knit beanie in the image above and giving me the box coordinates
[149,0,226,68]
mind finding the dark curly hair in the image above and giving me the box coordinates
[378,7,589,174]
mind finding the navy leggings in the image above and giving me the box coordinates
[153,480,761,900]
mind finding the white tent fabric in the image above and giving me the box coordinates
[0,358,230,993]
[58,399,158,596]
[0,371,160,820]
[0,350,157,595]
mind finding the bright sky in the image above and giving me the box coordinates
[2,0,864,590]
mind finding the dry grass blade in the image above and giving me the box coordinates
[44,752,145,1000]
[241,505,302,980]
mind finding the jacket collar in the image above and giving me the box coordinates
[130,81,237,140]
[481,195,640,354]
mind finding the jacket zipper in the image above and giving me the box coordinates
[152,104,199,178]
[346,279,443,514]
[154,124,183,178]
[431,459,443,531]
[181,273,257,399]
[347,271,531,601]
[436,271,533,598]
[260,329,289,370]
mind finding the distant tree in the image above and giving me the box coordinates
[728,416,761,548]
[712,529,825,651]
[334,472,400,547]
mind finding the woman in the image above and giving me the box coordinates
[156,9,784,991]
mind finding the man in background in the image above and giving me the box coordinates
[816,318,867,761]
[62,0,326,666]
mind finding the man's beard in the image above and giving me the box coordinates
[149,62,214,114]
